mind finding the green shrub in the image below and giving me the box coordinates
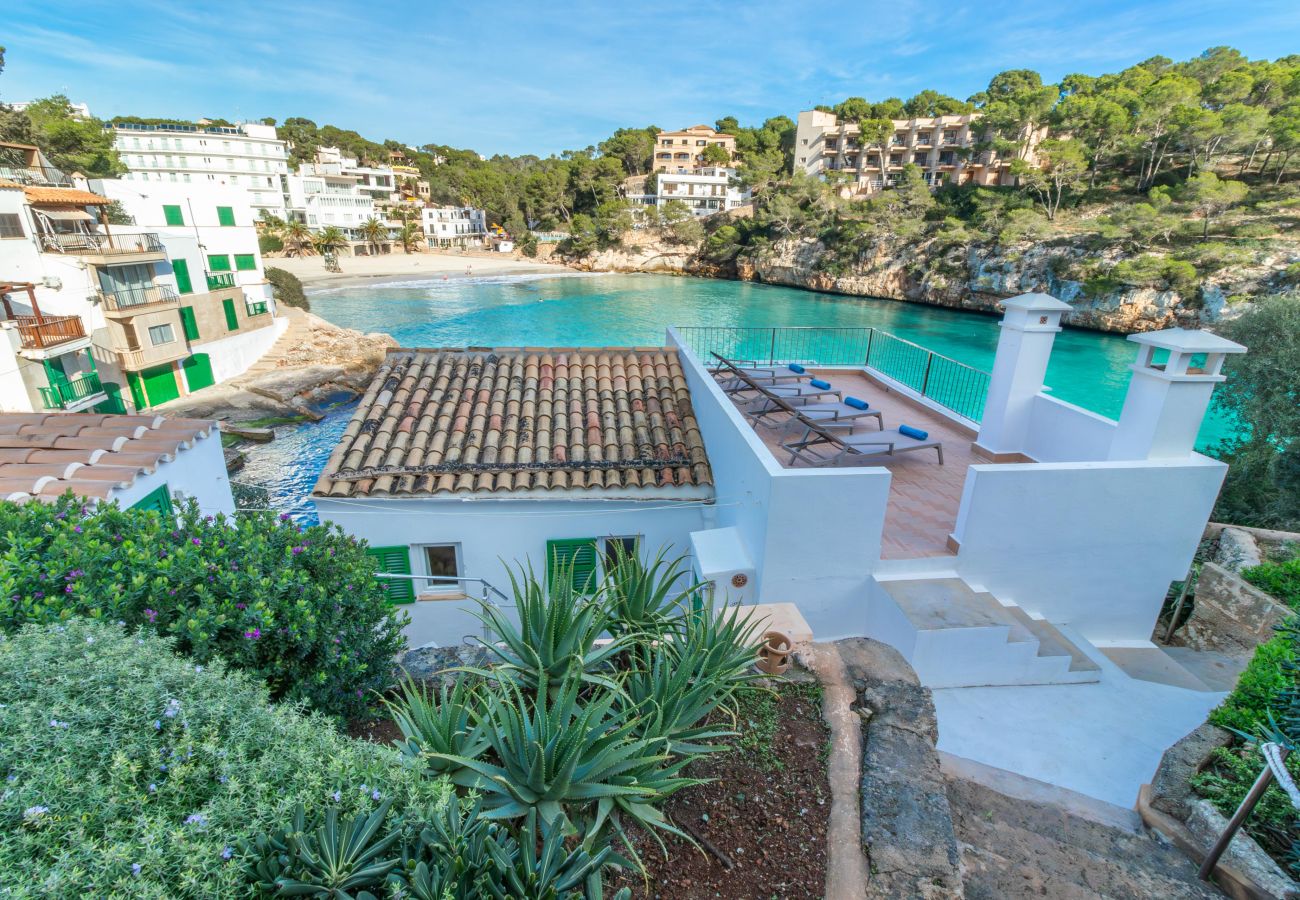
[0,619,451,898]
[1191,743,1300,868]
[258,233,284,254]
[0,495,407,718]
[265,266,309,311]
[1208,634,1295,734]
[1111,254,1199,295]
[1243,557,1300,610]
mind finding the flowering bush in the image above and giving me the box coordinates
[0,495,407,718]
[0,619,451,898]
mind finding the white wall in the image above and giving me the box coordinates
[1024,394,1117,463]
[951,455,1226,642]
[315,496,708,649]
[192,315,287,383]
[109,429,235,517]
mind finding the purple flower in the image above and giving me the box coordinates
[65,586,73,594]
[235,603,246,610]
[163,699,181,718]
[331,790,341,802]
[148,783,157,793]
[291,546,304,556]
[371,789,381,801]
[23,805,49,820]
[73,526,82,534]
[279,513,291,522]
[143,609,157,623]
[33,591,44,599]
[244,628,261,640]
[184,813,207,828]
[131,863,142,877]
[191,538,201,546]
[221,846,233,860]
[153,720,162,730]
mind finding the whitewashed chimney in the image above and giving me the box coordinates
[974,292,1073,459]
[1108,329,1246,461]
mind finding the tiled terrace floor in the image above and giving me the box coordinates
[732,368,1010,559]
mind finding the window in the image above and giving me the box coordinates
[601,536,639,572]
[0,213,23,238]
[547,538,599,594]
[171,258,193,294]
[131,484,173,516]
[365,545,415,603]
[221,297,239,331]
[216,206,236,226]
[420,544,461,593]
[162,205,185,226]
[148,323,176,346]
[207,254,231,272]
[234,253,257,271]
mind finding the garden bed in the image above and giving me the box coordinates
[607,681,830,899]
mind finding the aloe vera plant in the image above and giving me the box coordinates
[472,561,635,694]
[601,545,702,637]
[243,800,402,897]
[484,809,632,900]
[397,797,498,900]
[383,673,488,776]
[623,640,742,756]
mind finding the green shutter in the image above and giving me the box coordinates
[207,254,231,272]
[366,545,414,604]
[163,205,184,226]
[234,253,257,271]
[216,206,236,226]
[221,297,239,331]
[172,259,193,294]
[179,306,200,341]
[182,352,215,391]
[131,484,174,516]
[547,538,599,594]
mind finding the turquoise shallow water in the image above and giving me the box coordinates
[241,273,1235,517]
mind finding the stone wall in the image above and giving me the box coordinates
[1181,561,1294,655]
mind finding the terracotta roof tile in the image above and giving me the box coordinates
[0,412,215,503]
[21,185,111,206]
[313,348,714,499]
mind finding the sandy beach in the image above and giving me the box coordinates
[268,251,572,289]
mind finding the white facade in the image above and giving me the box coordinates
[110,427,236,517]
[421,206,487,248]
[112,122,292,219]
[634,167,751,217]
[285,172,377,238]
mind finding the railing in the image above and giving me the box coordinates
[117,343,189,371]
[674,325,992,423]
[13,314,86,350]
[0,163,73,186]
[99,284,180,314]
[206,272,236,290]
[372,572,514,644]
[245,300,269,317]
[38,231,164,255]
[39,371,104,409]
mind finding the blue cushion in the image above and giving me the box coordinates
[844,396,870,411]
[788,363,806,374]
[810,378,831,390]
[899,425,929,441]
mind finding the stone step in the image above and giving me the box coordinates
[879,578,1036,643]
[1099,646,1217,692]
[1002,605,1102,675]
[947,775,1223,899]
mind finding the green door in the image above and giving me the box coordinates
[172,259,193,294]
[222,297,239,331]
[182,353,215,391]
[93,382,128,414]
[179,306,200,341]
[365,545,415,604]
[126,372,147,410]
[140,363,180,407]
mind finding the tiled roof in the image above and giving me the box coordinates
[0,183,111,206]
[0,413,217,502]
[314,348,713,499]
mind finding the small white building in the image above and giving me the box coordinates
[421,206,487,249]
[652,167,751,217]
[0,411,234,516]
[284,169,379,250]
[112,121,292,219]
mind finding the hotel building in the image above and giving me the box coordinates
[652,125,737,174]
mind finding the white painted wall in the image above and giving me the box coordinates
[193,315,287,384]
[1024,394,1117,462]
[109,429,235,517]
[951,455,1226,642]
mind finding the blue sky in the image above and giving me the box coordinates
[4,0,1298,157]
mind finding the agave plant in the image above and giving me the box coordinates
[484,809,631,900]
[622,640,742,757]
[601,545,703,637]
[428,671,697,835]
[675,597,768,694]
[395,797,498,900]
[471,561,635,694]
[382,673,488,776]
[242,800,403,898]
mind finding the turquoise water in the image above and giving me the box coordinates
[241,273,1234,517]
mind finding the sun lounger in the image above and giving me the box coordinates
[713,359,841,404]
[708,352,813,385]
[782,416,944,466]
[742,390,884,431]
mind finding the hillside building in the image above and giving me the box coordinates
[652,125,738,173]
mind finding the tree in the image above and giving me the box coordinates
[659,200,702,245]
[1178,172,1248,238]
[359,216,388,255]
[282,220,314,257]
[592,200,634,244]
[10,95,123,176]
[700,144,731,166]
[1211,294,1300,531]
[855,118,894,186]
[977,69,1059,159]
[599,126,657,176]
[398,220,424,253]
[266,267,310,311]
[313,226,347,258]
[1012,138,1087,220]
[903,90,974,117]
[1053,92,1130,186]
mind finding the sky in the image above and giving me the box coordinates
[4,0,1299,157]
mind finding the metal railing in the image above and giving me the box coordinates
[13,314,86,350]
[675,325,992,423]
[39,371,104,409]
[38,231,164,255]
[99,284,180,314]
[373,572,514,644]
[245,300,269,317]
[0,163,73,186]
[206,272,236,290]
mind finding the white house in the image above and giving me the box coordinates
[421,206,487,249]
[0,411,234,516]
[111,121,292,220]
[284,169,378,249]
[650,167,751,217]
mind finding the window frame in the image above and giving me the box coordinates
[147,323,176,346]
[162,204,185,226]
[0,212,25,239]
[233,253,257,271]
[417,543,463,595]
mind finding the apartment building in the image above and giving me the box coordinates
[793,109,1040,195]
[0,143,281,415]
[111,121,292,219]
[652,125,737,173]
[421,206,487,249]
[653,167,751,217]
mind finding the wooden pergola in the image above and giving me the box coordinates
[0,281,41,321]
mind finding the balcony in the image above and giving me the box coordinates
[0,163,73,186]
[206,272,237,291]
[245,300,269,317]
[99,284,180,317]
[13,314,87,351]
[116,342,190,372]
[38,231,166,263]
[39,371,105,410]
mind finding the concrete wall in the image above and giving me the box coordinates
[195,315,287,383]
[109,429,235,517]
[1024,394,1117,463]
[951,455,1227,642]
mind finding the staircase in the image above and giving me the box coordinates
[866,576,1101,688]
[948,770,1223,899]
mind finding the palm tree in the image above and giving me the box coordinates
[398,220,424,254]
[313,226,347,258]
[359,217,388,257]
[282,220,314,257]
